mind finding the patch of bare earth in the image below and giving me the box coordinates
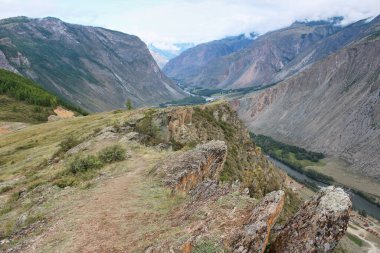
[54,107,75,119]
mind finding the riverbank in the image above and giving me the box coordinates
[308,157,380,201]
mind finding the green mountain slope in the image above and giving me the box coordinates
[0,69,85,123]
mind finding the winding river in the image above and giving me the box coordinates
[269,157,380,220]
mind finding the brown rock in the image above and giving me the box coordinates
[231,190,285,253]
[153,141,227,193]
[271,186,352,253]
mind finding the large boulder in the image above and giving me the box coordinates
[153,140,227,193]
[232,190,285,253]
[271,186,352,253]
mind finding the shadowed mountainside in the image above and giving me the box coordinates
[0,17,186,112]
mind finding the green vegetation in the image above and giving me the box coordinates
[0,69,87,123]
[358,209,368,217]
[125,99,133,110]
[59,136,81,153]
[0,69,58,107]
[346,233,364,247]
[69,155,103,174]
[190,88,224,97]
[192,240,224,253]
[98,145,126,163]
[250,133,334,184]
[159,96,206,107]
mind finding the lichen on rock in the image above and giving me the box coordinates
[152,140,227,193]
[231,190,285,253]
[270,186,352,253]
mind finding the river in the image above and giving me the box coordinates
[269,157,380,220]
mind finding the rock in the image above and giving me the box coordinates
[271,186,352,253]
[189,179,230,202]
[153,141,227,193]
[231,190,285,253]
[120,131,149,143]
[155,143,172,151]
[47,115,60,122]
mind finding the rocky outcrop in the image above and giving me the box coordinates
[0,17,186,112]
[153,141,227,193]
[232,190,285,253]
[271,186,351,253]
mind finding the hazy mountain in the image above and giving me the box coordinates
[234,25,380,180]
[0,17,186,112]
[165,19,347,88]
[163,34,256,86]
[148,42,194,68]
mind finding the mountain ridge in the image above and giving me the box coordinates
[0,16,186,112]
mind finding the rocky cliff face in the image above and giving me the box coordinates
[153,141,227,193]
[151,137,350,252]
[234,32,380,179]
[271,186,352,253]
[0,17,186,112]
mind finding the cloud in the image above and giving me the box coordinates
[0,0,379,46]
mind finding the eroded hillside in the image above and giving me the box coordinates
[234,31,380,181]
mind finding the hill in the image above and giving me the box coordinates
[0,101,351,252]
[0,69,85,123]
[0,17,186,112]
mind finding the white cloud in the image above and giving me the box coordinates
[0,0,379,47]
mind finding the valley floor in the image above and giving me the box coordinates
[309,157,380,200]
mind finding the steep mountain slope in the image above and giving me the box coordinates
[163,34,255,85]
[0,69,84,123]
[166,17,380,90]
[0,17,186,112]
[234,32,380,180]
[164,19,342,88]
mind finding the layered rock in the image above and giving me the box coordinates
[232,190,285,253]
[153,141,227,193]
[271,186,351,253]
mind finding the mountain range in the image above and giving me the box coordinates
[0,17,186,112]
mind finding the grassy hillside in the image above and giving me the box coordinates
[0,102,294,250]
[0,69,86,123]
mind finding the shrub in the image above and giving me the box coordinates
[98,145,126,163]
[69,155,102,174]
[59,136,80,152]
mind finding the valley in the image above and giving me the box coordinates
[0,3,379,252]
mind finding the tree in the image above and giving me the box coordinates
[126,99,133,110]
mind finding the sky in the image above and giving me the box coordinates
[0,0,379,50]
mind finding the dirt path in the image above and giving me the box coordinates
[28,151,178,253]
